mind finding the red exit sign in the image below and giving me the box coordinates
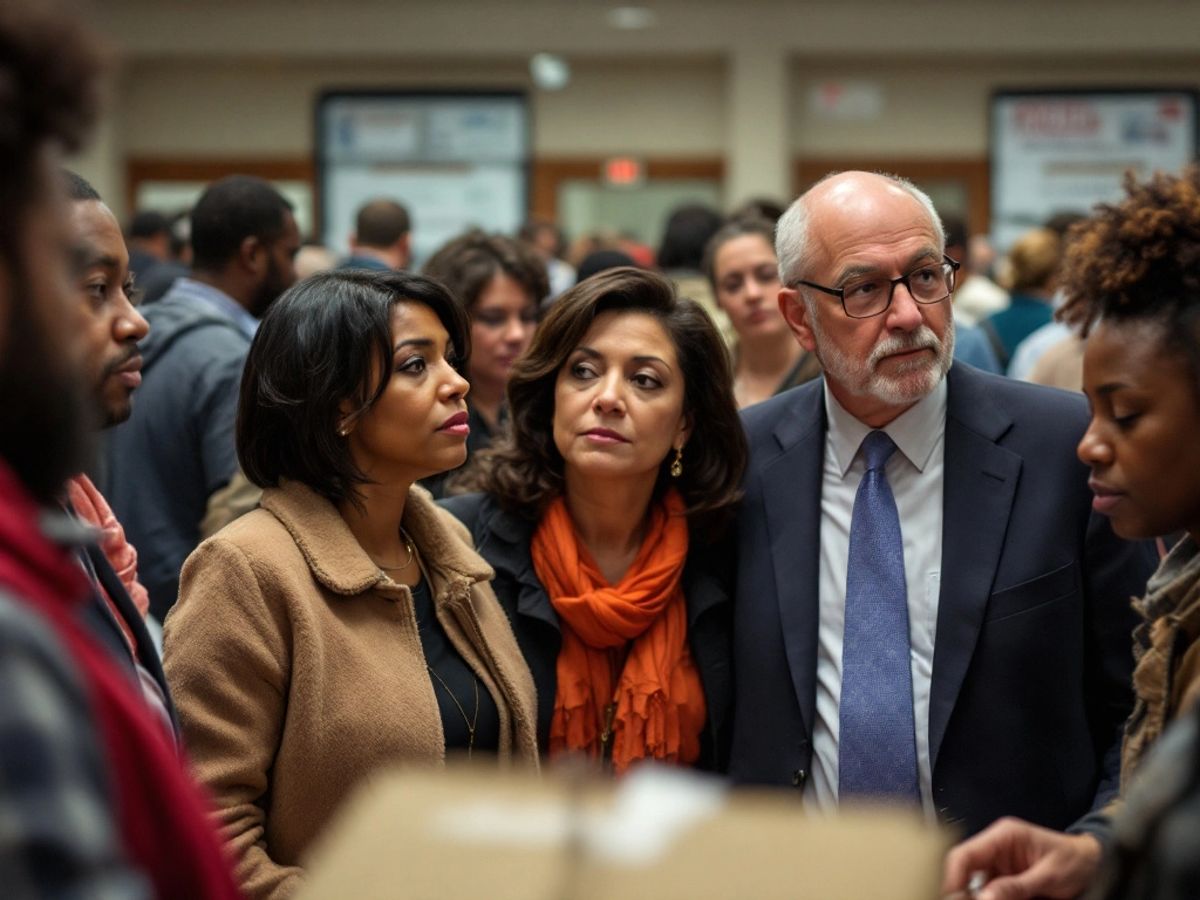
[604,157,644,186]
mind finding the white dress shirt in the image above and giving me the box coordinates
[804,379,947,815]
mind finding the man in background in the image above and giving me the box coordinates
[104,174,300,618]
[124,209,171,281]
[64,169,176,736]
[340,197,411,271]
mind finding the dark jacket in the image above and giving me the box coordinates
[440,491,734,772]
[729,363,1154,836]
[103,282,249,619]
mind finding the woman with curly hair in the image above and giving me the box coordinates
[442,267,746,774]
[944,165,1200,900]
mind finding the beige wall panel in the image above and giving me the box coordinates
[118,58,726,158]
[534,60,725,156]
[101,0,1200,59]
[791,57,1200,157]
[119,60,528,156]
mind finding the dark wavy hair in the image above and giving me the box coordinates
[237,270,470,509]
[463,267,746,539]
[422,228,549,311]
[1058,165,1200,383]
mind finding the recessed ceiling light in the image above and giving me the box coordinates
[607,6,658,30]
[530,53,571,91]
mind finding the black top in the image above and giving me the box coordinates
[410,576,501,754]
[419,403,504,500]
[438,492,733,772]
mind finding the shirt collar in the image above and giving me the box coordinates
[172,277,259,339]
[824,376,948,477]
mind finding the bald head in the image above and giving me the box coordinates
[776,171,944,287]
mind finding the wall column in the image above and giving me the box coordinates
[725,41,791,208]
[71,76,126,219]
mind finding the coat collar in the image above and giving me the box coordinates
[261,480,493,597]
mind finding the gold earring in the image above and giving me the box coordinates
[670,447,683,478]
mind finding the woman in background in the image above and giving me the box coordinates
[703,217,820,408]
[979,226,1060,372]
[164,270,538,899]
[944,166,1200,900]
[444,267,746,773]
[422,229,548,484]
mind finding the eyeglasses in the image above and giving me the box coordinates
[792,255,961,319]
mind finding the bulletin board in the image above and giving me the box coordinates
[316,91,530,267]
[990,89,1198,251]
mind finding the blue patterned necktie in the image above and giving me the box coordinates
[838,430,920,804]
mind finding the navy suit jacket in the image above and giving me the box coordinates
[728,363,1155,836]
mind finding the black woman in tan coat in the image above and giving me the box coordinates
[163,270,539,900]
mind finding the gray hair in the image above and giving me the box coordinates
[775,172,946,286]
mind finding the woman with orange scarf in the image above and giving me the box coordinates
[444,268,746,772]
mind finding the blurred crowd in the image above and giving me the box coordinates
[3,3,1200,900]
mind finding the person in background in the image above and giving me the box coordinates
[164,270,538,899]
[137,208,192,305]
[942,215,1002,374]
[703,216,820,408]
[574,247,638,285]
[979,227,1060,372]
[421,229,548,496]
[124,209,171,283]
[520,217,575,299]
[731,197,786,225]
[1009,212,1089,387]
[443,267,746,772]
[943,165,1200,900]
[339,197,411,272]
[62,169,176,736]
[103,174,300,620]
[0,4,240,896]
[295,240,338,280]
[729,171,1153,837]
[952,231,1009,327]
[657,202,733,345]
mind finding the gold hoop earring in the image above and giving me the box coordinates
[670,447,683,478]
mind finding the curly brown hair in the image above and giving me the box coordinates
[459,267,746,540]
[1058,166,1200,377]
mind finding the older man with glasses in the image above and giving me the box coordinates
[726,170,1155,843]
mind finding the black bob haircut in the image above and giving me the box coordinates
[237,269,470,508]
[190,174,293,273]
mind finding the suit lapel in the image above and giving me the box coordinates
[762,386,826,739]
[929,366,1021,770]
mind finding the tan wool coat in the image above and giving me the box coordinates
[163,480,539,900]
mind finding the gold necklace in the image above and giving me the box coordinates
[371,528,415,573]
[427,664,479,759]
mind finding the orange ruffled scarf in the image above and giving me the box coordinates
[531,489,706,774]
